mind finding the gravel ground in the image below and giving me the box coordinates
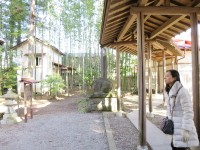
[0,90,164,150]
[0,91,108,150]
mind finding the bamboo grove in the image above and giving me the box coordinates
[0,0,138,95]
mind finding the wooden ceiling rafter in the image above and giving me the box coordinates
[117,0,149,42]
[105,21,125,31]
[106,16,128,26]
[117,15,137,42]
[107,9,130,21]
[104,25,122,33]
[150,15,188,39]
[110,0,131,9]
[100,0,112,44]
[170,0,185,6]
[147,1,200,39]
[109,2,133,16]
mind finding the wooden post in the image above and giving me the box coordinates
[137,12,147,149]
[101,47,107,79]
[171,57,175,69]
[175,56,178,70]
[154,61,158,95]
[148,42,153,116]
[116,46,122,116]
[158,63,161,93]
[30,84,33,119]
[65,69,69,96]
[24,83,27,123]
[190,12,200,140]
[162,51,166,103]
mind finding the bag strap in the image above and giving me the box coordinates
[169,86,183,119]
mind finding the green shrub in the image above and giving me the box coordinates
[40,73,65,98]
[78,99,88,113]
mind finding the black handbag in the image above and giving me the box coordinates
[160,86,183,135]
[160,117,174,135]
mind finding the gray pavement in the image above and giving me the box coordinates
[127,94,172,150]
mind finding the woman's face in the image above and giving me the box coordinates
[164,71,176,86]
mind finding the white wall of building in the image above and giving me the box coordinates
[15,39,64,95]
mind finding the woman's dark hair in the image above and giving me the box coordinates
[165,70,181,93]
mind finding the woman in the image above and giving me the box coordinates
[164,70,199,150]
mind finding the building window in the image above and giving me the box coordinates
[36,57,41,66]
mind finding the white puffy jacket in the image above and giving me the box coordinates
[165,81,199,147]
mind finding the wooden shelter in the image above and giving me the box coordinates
[100,0,200,149]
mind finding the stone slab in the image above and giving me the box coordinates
[127,110,172,150]
[103,112,117,150]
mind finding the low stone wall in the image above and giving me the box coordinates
[87,97,123,112]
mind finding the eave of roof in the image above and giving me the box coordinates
[99,0,200,59]
[53,62,76,70]
[11,37,65,56]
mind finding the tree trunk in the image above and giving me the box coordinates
[28,0,35,78]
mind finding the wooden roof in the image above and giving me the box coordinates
[100,0,200,61]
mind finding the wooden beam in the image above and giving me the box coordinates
[191,12,200,140]
[130,6,200,15]
[137,0,148,6]
[111,39,157,46]
[152,41,164,49]
[102,39,157,47]
[150,15,185,39]
[166,50,173,55]
[154,56,175,58]
[124,44,137,51]
[117,0,148,42]
[152,49,167,53]
[107,8,129,21]
[164,0,170,6]
[109,1,133,16]
[117,15,137,41]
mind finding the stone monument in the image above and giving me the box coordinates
[82,78,123,112]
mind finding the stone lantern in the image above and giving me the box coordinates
[0,88,21,124]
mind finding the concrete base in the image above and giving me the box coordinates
[137,145,148,150]
[146,112,154,118]
[116,111,122,117]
